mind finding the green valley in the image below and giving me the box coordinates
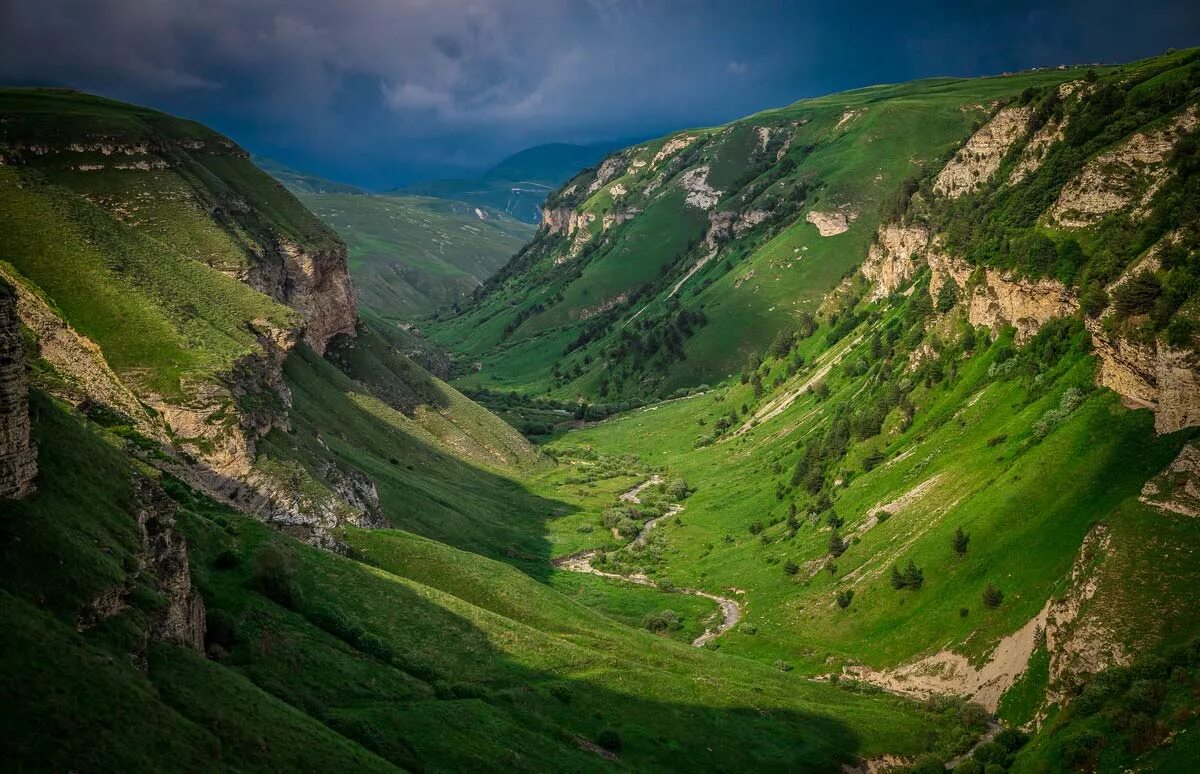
[3,41,1200,774]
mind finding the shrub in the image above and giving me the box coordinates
[204,609,239,653]
[874,510,891,523]
[982,583,1004,608]
[667,478,691,499]
[836,590,854,609]
[828,530,847,558]
[748,521,764,535]
[252,544,303,609]
[783,560,800,576]
[775,660,793,672]
[1112,270,1162,317]
[212,547,242,570]
[643,609,682,633]
[953,526,970,557]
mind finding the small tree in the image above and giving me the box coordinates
[902,559,924,590]
[983,583,1004,608]
[836,590,854,609]
[936,279,959,313]
[891,559,924,590]
[953,526,970,557]
[828,529,847,558]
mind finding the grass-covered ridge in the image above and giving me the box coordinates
[424,66,1097,400]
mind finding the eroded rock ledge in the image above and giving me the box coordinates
[0,280,37,499]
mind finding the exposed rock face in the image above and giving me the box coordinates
[1140,443,1200,516]
[1008,82,1081,186]
[247,239,356,356]
[1008,117,1066,185]
[1049,106,1199,228]
[0,281,37,498]
[844,525,1123,714]
[79,477,206,652]
[135,479,206,649]
[928,251,1077,344]
[0,265,160,438]
[1044,525,1129,700]
[934,105,1033,198]
[652,134,698,167]
[540,207,596,237]
[1086,319,1200,433]
[806,208,858,236]
[587,156,627,194]
[602,209,640,231]
[679,165,721,209]
[861,224,929,300]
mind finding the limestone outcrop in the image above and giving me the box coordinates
[79,476,207,652]
[0,280,37,498]
[1049,106,1199,228]
[806,208,858,236]
[1086,320,1200,434]
[248,238,356,356]
[928,251,1077,344]
[934,105,1033,198]
[861,224,930,300]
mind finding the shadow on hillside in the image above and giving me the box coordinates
[187,524,877,773]
[230,343,579,582]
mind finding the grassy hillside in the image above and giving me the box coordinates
[253,155,367,194]
[300,192,532,318]
[422,68,1102,399]
[2,392,982,772]
[414,48,1200,771]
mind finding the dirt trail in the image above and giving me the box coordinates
[554,477,743,647]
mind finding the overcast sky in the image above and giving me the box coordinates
[2,0,1198,189]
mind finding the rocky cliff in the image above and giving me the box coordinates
[933,105,1033,198]
[0,280,37,498]
[0,90,367,542]
[928,251,1078,344]
[861,224,929,300]
[1086,320,1200,434]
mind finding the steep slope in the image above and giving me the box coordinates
[420,50,1200,771]
[0,88,540,550]
[394,141,623,223]
[300,192,532,318]
[423,69,1108,399]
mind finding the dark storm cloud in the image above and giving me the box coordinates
[2,0,1198,188]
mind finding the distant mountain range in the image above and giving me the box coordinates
[391,141,630,223]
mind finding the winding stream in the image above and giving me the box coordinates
[553,477,743,647]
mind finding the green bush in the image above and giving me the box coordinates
[642,609,682,633]
[252,544,303,609]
